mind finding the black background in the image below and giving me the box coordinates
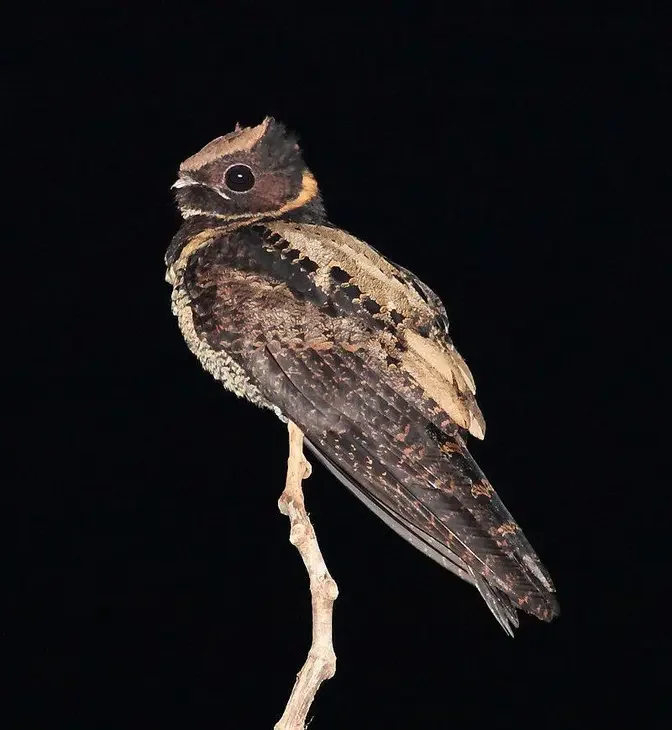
[8,4,667,729]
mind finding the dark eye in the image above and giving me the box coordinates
[224,164,255,192]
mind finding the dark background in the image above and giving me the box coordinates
[8,5,667,729]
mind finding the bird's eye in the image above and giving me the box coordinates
[224,164,256,192]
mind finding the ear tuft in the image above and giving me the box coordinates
[180,118,272,173]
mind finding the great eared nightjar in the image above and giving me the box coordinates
[165,118,559,634]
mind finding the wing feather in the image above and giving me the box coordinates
[181,229,559,630]
[244,336,558,625]
[266,223,486,437]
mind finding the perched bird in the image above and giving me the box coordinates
[165,117,559,634]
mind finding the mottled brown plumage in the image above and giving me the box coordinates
[165,118,559,633]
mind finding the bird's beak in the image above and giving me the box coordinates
[171,176,231,200]
[171,176,198,189]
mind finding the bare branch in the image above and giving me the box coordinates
[275,421,339,730]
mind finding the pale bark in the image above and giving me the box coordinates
[275,422,339,730]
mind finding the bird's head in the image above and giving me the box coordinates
[172,117,325,224]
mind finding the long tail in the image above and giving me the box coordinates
[304,420,559,634]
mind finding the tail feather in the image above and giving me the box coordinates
[305,420,559,630]
[472,571,520,637]
[250,340,559,630]
[306,438,523,635]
